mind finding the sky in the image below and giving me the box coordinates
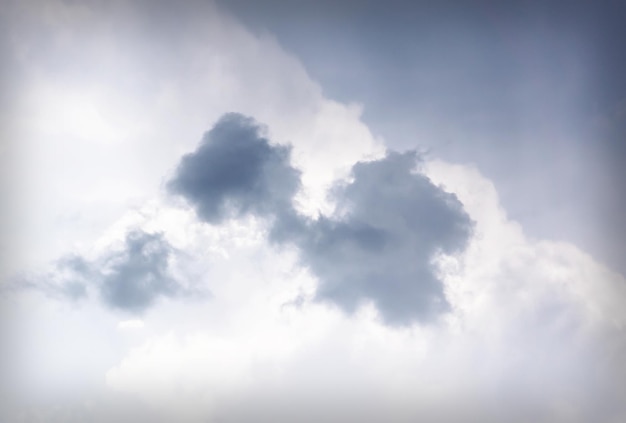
[0,0,625,422]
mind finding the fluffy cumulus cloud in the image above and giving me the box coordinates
[2,0,626,422]
[294,152,472,325]
[101,161,626,423]
[168,113,472,325]
[168,113,301,224]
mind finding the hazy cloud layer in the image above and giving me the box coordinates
[170,114,472,324]
[13,254,92,302]
[18,230,196,314]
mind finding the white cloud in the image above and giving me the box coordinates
[117,320,144,331]
[97,161,626,422]
[2,1,625,422]
[6,0,383,275]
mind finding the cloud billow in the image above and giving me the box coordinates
[19,230,195,314]
[295,152,472,325]
[167,113,301,224]
[98,230,181,313]
[169,113,473,325]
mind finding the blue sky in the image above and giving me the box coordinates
[220,0,626,275]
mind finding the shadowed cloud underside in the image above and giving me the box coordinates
[21,230,197,314]
[169,113,473,325]
[167,113,302,224]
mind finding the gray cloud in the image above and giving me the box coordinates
[170,114,472,325]
[10,254,92,302]
[51,255,92,300]
[13,230,199,314]
[291,152,472,325]
[167,113,301,224]
[97,230,181,313]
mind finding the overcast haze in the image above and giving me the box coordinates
[1,0,625,422]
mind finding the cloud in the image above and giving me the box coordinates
[15,229,202,314]
[167,113,301,225]
[6,254,91,302]
[101,160,626,423]
[3,0,383,277]
[5,1,626,421]
[290,151,473,325]
[97,230,183,313]
[169,115,472,325]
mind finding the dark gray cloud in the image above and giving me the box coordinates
[168,113,301,224]
[291,152,472,325]
[170,114,472,325]
[12,230,199,314]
